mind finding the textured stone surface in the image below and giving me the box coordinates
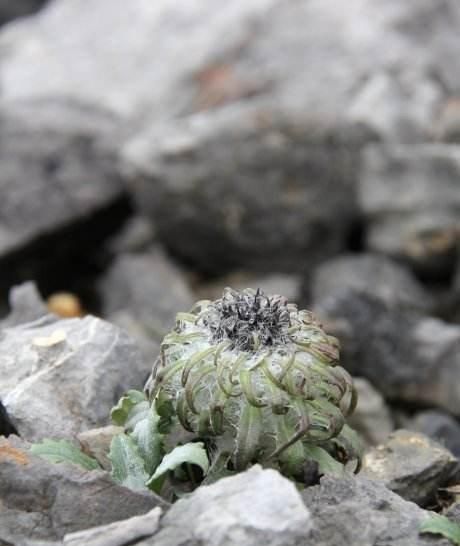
[362,430,459,507]
[311,253,433,312]
[0,312,149,440]
[359,145,460,280]
[138,465,312,546]
[408,410,460,459]
[0,0,47,25]
[77,426,123,471]
[347,377,394,446]
[124,112,361,274]
[315,290,460,416]
[0,281,48,328]
[98,247,194,342]
[2,0,459,272]
[0,436,165,544]
[1,0,458,133]
[0,101,129,300]
[0,399,17,436]
[63,507,162,546]
[194,272,301,304]
[302,475,451,546]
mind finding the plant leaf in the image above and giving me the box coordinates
[30,439,100,471]
[420,514,460,545]
[109,434,149,491]
[303,444,345,477]
[146,442,209,493]
[111,390,147,427]
[131,405,164,475]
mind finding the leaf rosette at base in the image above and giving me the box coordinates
[144,287,361,478]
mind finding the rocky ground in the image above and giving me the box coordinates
[0,1,460,545]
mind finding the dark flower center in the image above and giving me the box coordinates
[200,288,292,351]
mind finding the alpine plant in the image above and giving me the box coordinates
[144,287,361,479]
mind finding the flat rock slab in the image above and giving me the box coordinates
[302,474,452,546]
[99,248,194,340]
[138,465,312,546]
[0,436,165,544]
[347,377,394,446]
[311,253,433,313]
[359,144,460,280]
[63,507,162,546]
[0,312,149,440]
[0,101,129,300]
[315,290,460,417]
[362,430,459,507]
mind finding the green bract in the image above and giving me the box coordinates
[144,287,361,478]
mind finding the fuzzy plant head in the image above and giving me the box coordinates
[145,287,360,478]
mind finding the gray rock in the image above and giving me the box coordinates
[359,144,460,280]
[0,0,47,25]
[311,253,433,312]
[2,0,458,135]
[302,474,451,546]
[63,507,162,546]
[0,281,48,328]
[362,430,459,507]
[77,426,123,471]
[0,398,17,436]
[0,312,149,440]
[123,110,361,274]
[446,502,460,525]
[315,290,460,416]
[106,216,156,255]
[407,410,460,459]
[138,465,312,546]
[2,1,459,273]
[99,248,194,340]
[347,377,394,446]
[106,310,161,371]
[0,100,128,298]
[194,272,301,304]
[0,436,165,544]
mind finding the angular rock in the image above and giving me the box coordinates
[315,290,460,416]
[362,430,459,507]
[7,1,460,272]
[0,436,165,544]
[106,216,156,255]
[194,272,301,304]
[0,100,129,302]
[124,111,361,274]
[77,426,123,471]
[138,465,312,546]
[63,507,162,546]
[98,247,194,340]
[0,399,17,436]
[347,377,394,446]
[2,0,458,134]
[311,253,433,312]
[0,281,48,328]
[0,312,149,440]
[359,144,460,280]
[302,474,451,546]
[407,410,460,459]
[0,0,47,25]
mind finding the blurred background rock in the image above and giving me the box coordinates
[0,0,459,449]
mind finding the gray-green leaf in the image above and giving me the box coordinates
[131,405,164,475]
[303,444,345,476]
[420,513,460,545]
[109,434,149,491]
[146,442,209,492]
[30,439,100,471]
[111,390,147,427]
